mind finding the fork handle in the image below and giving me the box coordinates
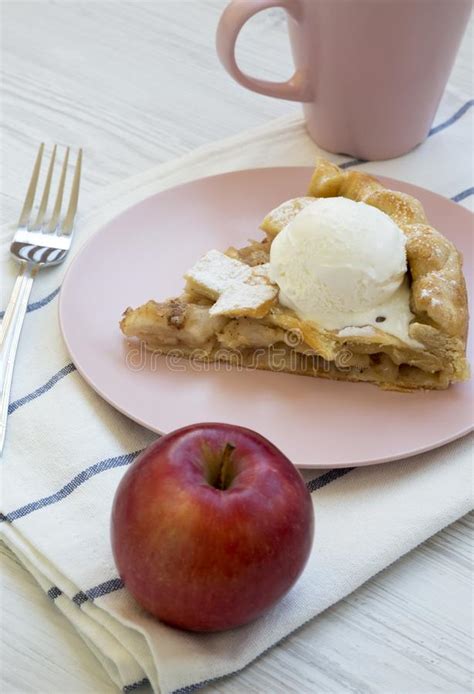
[0,264,37,455]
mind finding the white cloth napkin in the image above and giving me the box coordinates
[1,89,473,693]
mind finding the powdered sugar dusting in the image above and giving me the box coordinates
[210,282,276,316]
[420,286,443,306]
[185,249,251,297]
[251,263,271,279]
[186,249,277,316]
[262,197,315,230]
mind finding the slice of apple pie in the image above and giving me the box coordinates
[120,159,469,391]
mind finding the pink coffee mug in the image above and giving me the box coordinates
[216,0,472,160]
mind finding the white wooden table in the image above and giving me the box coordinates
[1,2,473,692]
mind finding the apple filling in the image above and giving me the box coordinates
[121,299,459,390]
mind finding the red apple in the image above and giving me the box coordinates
[111,423,314,632]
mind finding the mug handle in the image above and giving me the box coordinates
[216,0,313,103]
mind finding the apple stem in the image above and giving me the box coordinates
[218,443,235,490]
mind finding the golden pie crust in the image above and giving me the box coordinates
[120,159,470,391]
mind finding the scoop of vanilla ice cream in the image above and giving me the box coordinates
[269,197,416,342]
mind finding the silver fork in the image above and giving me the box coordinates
[0,143,82,454]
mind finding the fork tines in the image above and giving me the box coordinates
[18,143,82,235]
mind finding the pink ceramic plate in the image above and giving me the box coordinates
[59,168,473,468]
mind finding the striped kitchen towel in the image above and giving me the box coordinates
[1,92,473,693]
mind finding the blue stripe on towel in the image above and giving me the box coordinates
[173,683,210,694]
[72,591,89,607]
[49,580,125,607]
[339,99,473,170]
[123,678,151,693]
[339,158,366,169]
[0,450,142,523]
[8,363,76,415]
[428,99,473,136]
[306,467,354,492]
[451,186,474,203]
[0,285,60,320]
[47,586,62,600]
[26,286,61,314]
[86,578,124,600]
